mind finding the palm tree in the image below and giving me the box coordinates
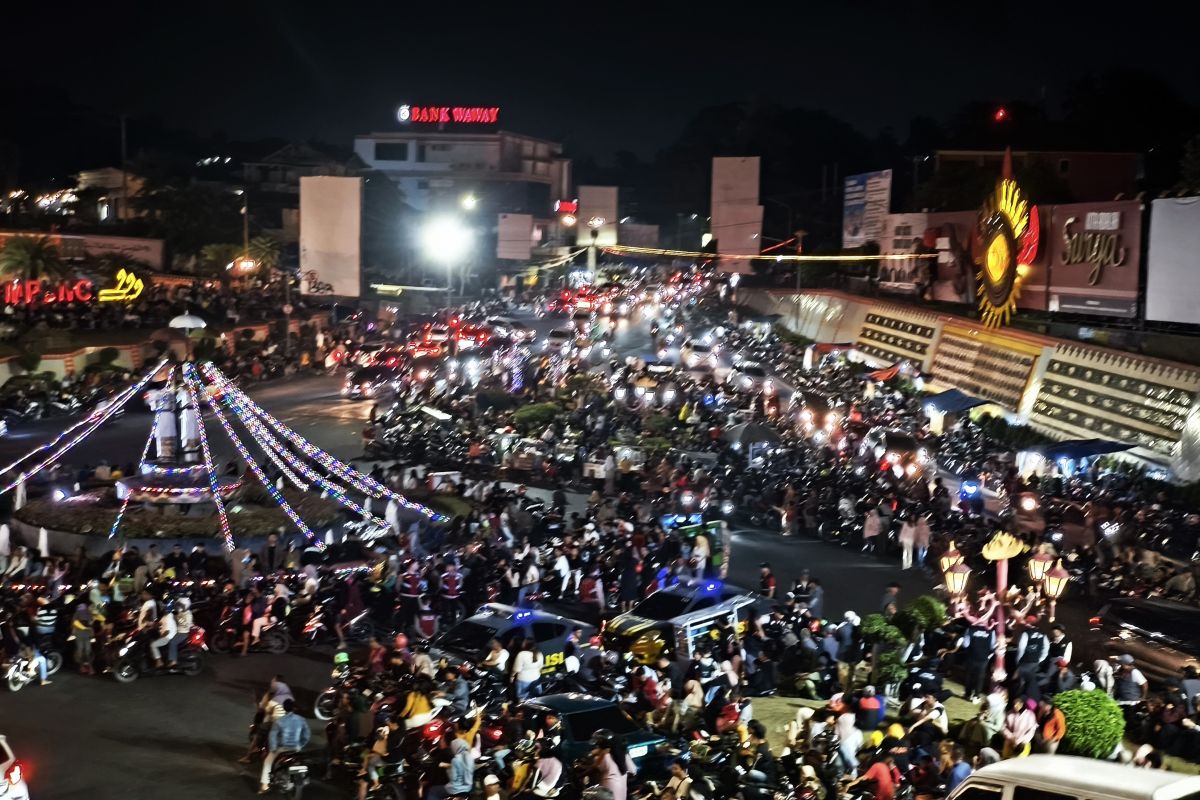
[247,236,281,272]
[0,236,70,281]
[199,243,242,274]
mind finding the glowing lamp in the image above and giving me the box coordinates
[1042,560,1069,600]
[939,540,964,573]
[943,562,971,596]
[1027,550,1054,583]
[1020,494,1038,513]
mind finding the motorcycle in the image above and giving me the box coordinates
[209,611,289,656]
[301,602,374,647]
[109,627,207,684]
[3,647,61,692]
[266,750,310,800]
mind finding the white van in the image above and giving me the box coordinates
[950,755,1200,800]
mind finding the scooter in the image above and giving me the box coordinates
[209,614,289,656]
[109,627,207,684]
[3,648,61,692]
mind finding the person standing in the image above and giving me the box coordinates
[956,623,996,703]
[1035,698,1066,754]
[914,514,932,570]
[898,515,916,570]
[1015,617,1049,701]
[260,698,310,793]
[1002,697,1038,759]
[511,640,544,701]
[759,563,777,599]
[863,508,882,555]
[71,597,95,674]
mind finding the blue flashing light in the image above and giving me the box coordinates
[962,481,980,496]
[700,581,721,596]
[513,610,533,621]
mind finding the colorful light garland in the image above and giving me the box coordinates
[200,363,447,522]
[186,365,320,548]
[215,383,388,530]
[109,422,158,539]
[182,366,236,552]
[0,357,170,496]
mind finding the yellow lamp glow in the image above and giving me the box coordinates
[1027,550,1055,583]
[939,540,964,573]
[1043,560,1069,600]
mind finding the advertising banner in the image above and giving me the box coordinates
[711,157,762,259]
[842,169,892,248]
[299,176,362,298]
[1146,196,1200,324]
[496,213,533,261]
[1046,200,1141,318]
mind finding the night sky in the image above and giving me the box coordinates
[4,1,1198,175]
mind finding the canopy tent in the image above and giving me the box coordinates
[925,388,988,415]
[1027,439,1134,461]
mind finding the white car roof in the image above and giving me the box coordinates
[966,756,1200,800]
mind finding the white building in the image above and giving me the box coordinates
[354,129,571,216]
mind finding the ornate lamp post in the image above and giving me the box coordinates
[942,561,972,597]
[1042,560,1070,622]
[939,540,964,573]
[980,531,1028,681]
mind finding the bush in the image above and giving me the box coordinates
[643,414,674,437]
[475,390,519,411]
[1056,689,1124,759]
[893,595,947,638]
[511,402,560,433]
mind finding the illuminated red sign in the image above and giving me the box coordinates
[397,105,500,125]
[4,278,94,306]
[554,199,579,214]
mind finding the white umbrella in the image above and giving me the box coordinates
[325,528,335,545]
[0,523,10,558]
[37,527,49,558]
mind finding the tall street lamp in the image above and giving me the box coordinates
[421,215,473,308]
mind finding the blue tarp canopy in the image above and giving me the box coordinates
[926,388,988,414]
[1027,439,1134,461]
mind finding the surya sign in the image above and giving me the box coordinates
[976,177,1040,327]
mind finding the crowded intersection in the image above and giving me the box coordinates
[3,269,1200,800]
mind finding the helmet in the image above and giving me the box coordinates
[513,738,538,759]
[333,649,351,666]
[591,729,617,749]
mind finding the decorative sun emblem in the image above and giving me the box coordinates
[976,178,1039,327]
[397,104,411,123]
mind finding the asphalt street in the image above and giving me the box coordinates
[0,307,1068,800]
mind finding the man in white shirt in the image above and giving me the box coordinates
[150,605,178,669]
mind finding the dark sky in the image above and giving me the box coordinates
[4,1,1199,170]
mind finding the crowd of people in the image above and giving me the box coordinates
[4,280,1200,799]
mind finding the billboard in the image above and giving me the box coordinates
[1146,196,1200,324]
[496,213,533,261]
[299,176,362,298]
[711,157,762,260]
[575,185,619,247]
[842,169,892,248]
[1046,200,1141,318]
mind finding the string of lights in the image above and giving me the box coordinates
[601,244,937,262]
[0,358,170,496]
[200,363,447,522]
[108,422,158,539]
[211,378,388,530]
[222,390,311,492]
[187,365,320,548]
[182,367,236,552]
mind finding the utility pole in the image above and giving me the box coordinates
[120,114,128,220]
[793,230,808,331]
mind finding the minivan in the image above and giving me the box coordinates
[949,755,1200,800]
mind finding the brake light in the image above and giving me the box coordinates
[1089,616,1101,626]
[188,627,207,647]
[6,762,22,785]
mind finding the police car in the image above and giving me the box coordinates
[431,605,596,675]
[603,579,773,664]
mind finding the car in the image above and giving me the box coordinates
[860,427,935,478]
[0,735,31,800]
[518,694,668,770]
[727,362,774,394]
[681,338,718,368]
[453,324,490,350]
[1092,598,1200,684]
[350,342,389,367]
[604,579,771,664]
[341,366,398,400]
[431,605,596,675]
[949,755,1200,800]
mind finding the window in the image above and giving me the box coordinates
[417,144,427,162]
[532,622,566,642]
[1013,788,1074,800]
[1058,158,1071,174]
[374,142,408,161]
[954,786,1003,800]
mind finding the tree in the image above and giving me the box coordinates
[0,236,70,281]
[199,243,242,273]
[247,235,281,272]
[132,183,242,257]
[1056,690,1124,758]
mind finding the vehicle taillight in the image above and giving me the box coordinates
[188,627,207,647]
[1089,616,1102,626]
[6,762,22,785]
[589,634,602,647]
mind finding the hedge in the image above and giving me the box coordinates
[1056,689,1125,759]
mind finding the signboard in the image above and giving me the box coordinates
[975,177,1040,327]
[1046,200,1141,318]
[1146,196,1200,324]
[842,169,892,248]
[496,213,533,261]
[299,176,362,298]
[3,268,145,306]
[397,105,499,125]
[711,157,762,261]
[876,211,979,304]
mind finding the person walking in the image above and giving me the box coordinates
[71,597,95,674]
[512,640,544,701]
[863,508,882,556]
[260,698,310,794]
[899,515,916,570]
[914,513,932,569]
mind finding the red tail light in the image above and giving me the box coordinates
[485,727,502,741]
[6,762,23,785]
[1089,616,1102,626]
[188,627,207,647]
[589,634,602,647]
